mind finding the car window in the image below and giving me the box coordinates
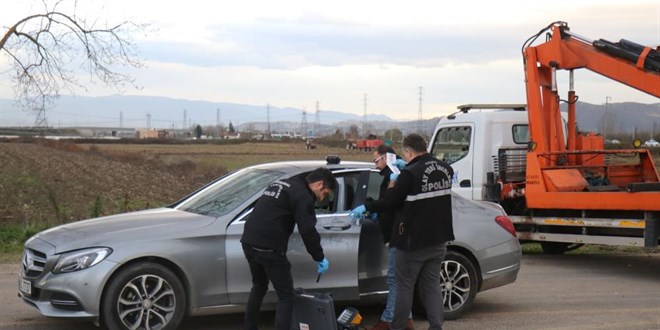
[315,171,363,214]
[512,124,529,144]
[176,168,284,217]
[430,126,472,165]
[366,171,382,200]
[336,173,361,212]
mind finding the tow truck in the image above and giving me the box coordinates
[429,22,660,253]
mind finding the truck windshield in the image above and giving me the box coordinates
[430,126,472,165]
[176,168,284,217]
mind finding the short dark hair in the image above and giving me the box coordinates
[403,133,427,153]
[376,144,396,156]
[306,167,337,191]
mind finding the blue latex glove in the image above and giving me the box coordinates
[369,212,378,221]
[393,158,407,170]
[317,258,329,274]
[349,205,367,218]
[390,172,399,181]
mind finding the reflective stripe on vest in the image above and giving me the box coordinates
[405,188,451,202]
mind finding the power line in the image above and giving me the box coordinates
[418,86,424,133]
[314,101,320,137]
[362,93,367,137]
[34,95,48,127]
[266,103,271,136]
[300,108,308,137]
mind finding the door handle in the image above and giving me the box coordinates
[460,179,471,187]
[323,223,351,231]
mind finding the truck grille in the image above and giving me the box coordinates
[22,248,47,277]
[493,147,527,183]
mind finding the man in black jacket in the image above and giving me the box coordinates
[241,167,337,330]
[352,134,454,330]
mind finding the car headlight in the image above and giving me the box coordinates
[53,247,112,274]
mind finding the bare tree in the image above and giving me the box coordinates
[1,0,147,113]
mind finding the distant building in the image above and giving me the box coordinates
[135,128,159,139]
[224,132,241,140]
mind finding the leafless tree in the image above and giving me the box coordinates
[1,0,147,112]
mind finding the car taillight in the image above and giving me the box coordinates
[495,215,516,237]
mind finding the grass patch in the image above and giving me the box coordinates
[522,242,659,255]
[0,223,53,254]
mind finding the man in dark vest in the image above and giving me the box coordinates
[351,133,454,330]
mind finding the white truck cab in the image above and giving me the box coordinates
[428,104,531,201]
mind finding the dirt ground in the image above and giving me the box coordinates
[0,140,373,227]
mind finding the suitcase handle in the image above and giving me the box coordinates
[323,223,351,231]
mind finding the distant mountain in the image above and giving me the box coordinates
[566,101,660,133]
[0,95,393,129]
[1,95,657,137]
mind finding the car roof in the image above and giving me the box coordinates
[246,159,373,174]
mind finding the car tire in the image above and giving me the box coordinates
[413,250,479,320]
[101,262,186,330]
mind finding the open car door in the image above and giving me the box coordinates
[224,170,363,303]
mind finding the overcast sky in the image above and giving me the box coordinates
[1,0,659,122]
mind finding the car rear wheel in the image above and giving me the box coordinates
[413,250,479,320]
[101,262,185,330]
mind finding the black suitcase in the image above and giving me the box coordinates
[290,288,337,330]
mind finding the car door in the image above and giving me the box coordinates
[224,170,362,304]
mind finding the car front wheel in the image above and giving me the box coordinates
[101,262,186,330]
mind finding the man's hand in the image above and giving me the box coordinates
[317,258,329,274]
[392,158,407,170]
[349,205,367,218]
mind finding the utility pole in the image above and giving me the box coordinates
[34,95,48,127]
[183,109,187,130]
[300,108,308,138]
[146,113,151,129]
[362,93,368,137]
[418,86,424,133]
[314,101,320,137]
[119,111,124,128]
[216,108,221,138]
[266,104,271,137]
[604,96,611,139]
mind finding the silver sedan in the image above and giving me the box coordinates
[18,159,521,329]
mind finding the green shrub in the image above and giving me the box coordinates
[0,223,52,253]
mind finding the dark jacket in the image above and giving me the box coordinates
[370,166,395,244]
[365,153,454,251]
[241,176,324,261]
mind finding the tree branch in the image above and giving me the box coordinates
[0,1,147,113]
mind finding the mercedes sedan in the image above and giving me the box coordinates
[18,158,521,329]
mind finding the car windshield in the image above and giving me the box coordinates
[176,168,285,217]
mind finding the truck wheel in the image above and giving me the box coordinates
[412,250,479,320]
[101,262,186,330]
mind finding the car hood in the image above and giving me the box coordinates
[32,208,216,253]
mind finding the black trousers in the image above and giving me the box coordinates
[242,243,294,330]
